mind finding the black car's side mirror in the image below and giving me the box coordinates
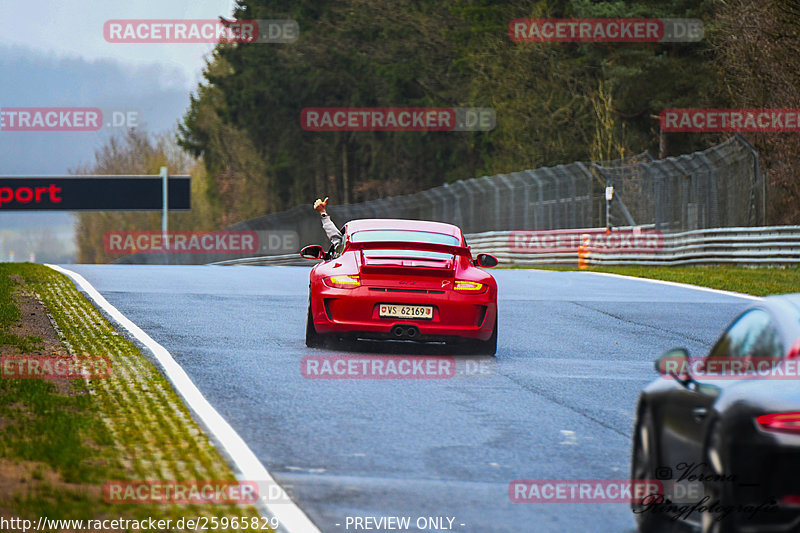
[656,348,691,382]
[475,253,498,268]
[300,244,324,260]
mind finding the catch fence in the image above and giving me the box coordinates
[230,135,762,251]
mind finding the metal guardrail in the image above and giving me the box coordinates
[212,226,800,267]
[466,226,800,266]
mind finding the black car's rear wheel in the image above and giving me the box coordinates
[305,301,324,348]
[631,407,675,532]
[701,425,735,533]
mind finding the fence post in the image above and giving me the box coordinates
[735,134,764,225]
[497,174,515,230]
[161,166,169,255]
[524,170,544,229]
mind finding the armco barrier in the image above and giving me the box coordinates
[466,226,800,266]
[212,226,800,267]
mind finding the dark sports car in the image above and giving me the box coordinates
[631,294,800,533]
[300,218,498,354]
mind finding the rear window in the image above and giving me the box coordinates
[363,249,453,261]
[351,230,459,246]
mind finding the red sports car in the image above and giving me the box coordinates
[300,219,499,355]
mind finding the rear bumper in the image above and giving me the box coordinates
[310,284,497,341]
[726,436,800,532]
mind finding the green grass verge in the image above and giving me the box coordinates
[0,264,268,532]
[524,265,800,297]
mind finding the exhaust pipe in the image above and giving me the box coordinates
[391,325,420,339]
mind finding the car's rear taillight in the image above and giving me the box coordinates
[756,412,800,434]
[324,275,360,288]
[787,338,800,360]
[454,280,485,292]
[781,495,800,506]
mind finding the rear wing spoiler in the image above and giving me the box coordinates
[347,240,472,257]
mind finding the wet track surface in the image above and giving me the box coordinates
[64,265,751,532]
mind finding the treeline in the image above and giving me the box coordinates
[78,0,800,261]
[178,0,723,218]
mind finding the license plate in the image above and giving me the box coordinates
[379,304,433,320]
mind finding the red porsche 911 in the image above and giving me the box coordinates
[300,219,499,355]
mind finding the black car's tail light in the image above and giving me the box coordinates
[781,495,800,507]
[787,338,800,360]
[756,412,800,434]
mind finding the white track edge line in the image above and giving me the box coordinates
[579,271,762,301]
[46,264,320,533]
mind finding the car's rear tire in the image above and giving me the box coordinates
[305,301,324,348]
[462,316,497,356]
[631,407,675,533]
[701,425,735,533]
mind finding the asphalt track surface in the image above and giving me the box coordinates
[64,265,752,533]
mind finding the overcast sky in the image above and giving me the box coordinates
[0,0,240,261]
[0,0,242,173]
[0,0,238,89]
